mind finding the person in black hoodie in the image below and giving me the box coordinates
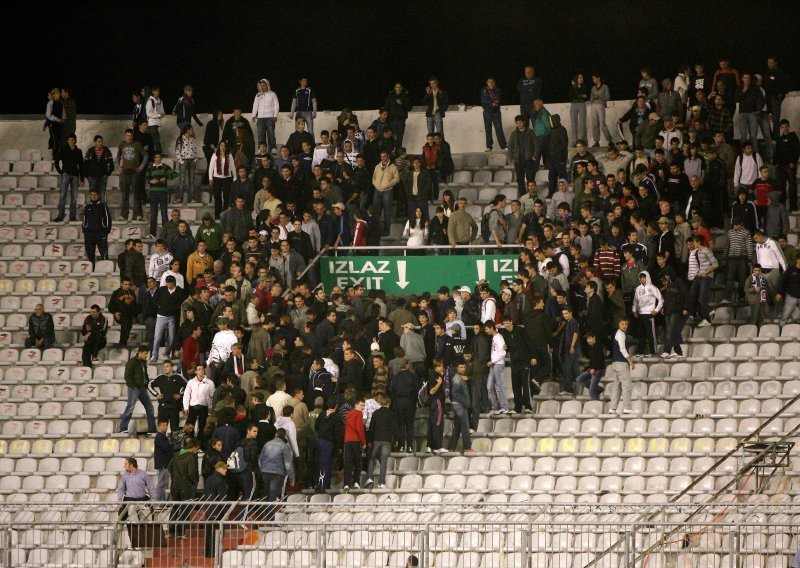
[83,135,115,201]
[385,83,413,145]
[364,393,394,488]
[172,85,204,130]
[108,277,139,347]
[388,358,421,453]
[660,268,690,358]
[203,111,224,170]
[528,297,553,388]
[576,332,606,400]
[82,188,112,268]
[203,461,228,558]
[547,114,569,197]
[314,397,343,492]
[503,315,535,414]
[54,133,84,222]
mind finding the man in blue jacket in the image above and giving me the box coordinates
[517,65,543,126]
[480,78,507,152]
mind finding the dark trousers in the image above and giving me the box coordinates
[262,472,286,502]
[169,484,195,536]
[535,135,550,170]
[186,405,208,442]
[390,119,407,146]
[468,373,485,430]
[393,398,417,450]
[637,313,658,355]
[316,438,334,490]
[448,402,472,451]
[510,362,532,412]
[235,470,257,520]
[212,177,232,219]
[82,334,106,367]
[530,344,551,385]
[114,313,133,345]
[84,233,108,269]
[664,313,687,355]
[149,192,168,237]
[561,352,580,392]
[343,441,362,486]
[25,337,53,350]
[776,164,798,212]
[724,257,749,302]
[158,403,181,431]
[426,399,443,451]
[514,160,535,196]
[548,159,567,197]
[690,276,713,320]
[482,110,507,149]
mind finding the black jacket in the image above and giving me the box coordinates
[28,313,55,342]
[170,234,196,265]
[109,288,139,318]
[388,369,421,400]
[153,432,173,470]
[461,297,481,327]
[204,116,224,149]
[149,372,187,405]
[315,410,344,449]
[662,277,690,316]
[385,90,413,120]
[82,200,112,235]
[779,265,800,299]
[55,146,84,179]
[83,146,115,178]
[775,132,800,167]
[173,95,203,127]
[154,286,184,318]
[424,89,450,117]
[548,115,569,162]
[368,406,395,443]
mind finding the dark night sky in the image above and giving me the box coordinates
[4,1,797,115]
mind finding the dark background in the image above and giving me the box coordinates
[4,1,797,115]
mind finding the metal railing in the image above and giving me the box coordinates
[0,502,798,567]
[329,243,525,256]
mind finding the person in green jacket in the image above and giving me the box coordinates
[197,212,223,259]
[146,152,179,238]
[119,345,156,433]
[635,113,661,152]
[167,438,200,537]
[531,99,552,171]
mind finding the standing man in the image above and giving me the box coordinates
[54,132,84,222]
[606,319,635,415]
[172,85,203,130]
[530,99,551,173]
[81,304,107,368]
[423,77,449,136]
[291,77,317,136]
[686,237,717,328]
[364,393,395,489]
[385,82,413,146]
[484,321,509,414]
[764,57,789,133]
[151,276,183,361]
[259,428,295,502]
[480,77,507,152]
[82,188,112,269]
[754,230,787,309]
[83,135,114,202]
[116,129,147,222]
[148,360,187,432]
[588,73,612,148]
[776,256,800,328]
[342,399,366,492]
[119,345,157,434]
[735,74,764,152]
[774,120,800,212]
[517,65,543,127]
[145,87,165,154]
[145,153,177,239]
[372,151,400,235]
[252,78,280,152]
[202,462,228,559]
[183,365,215,443]
[117,458,156,519]
[507,115,537,196]
[167,438,200,539]
[108,277,139,347]
[153,420,173,501]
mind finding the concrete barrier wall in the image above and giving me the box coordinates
[2,93,799,156]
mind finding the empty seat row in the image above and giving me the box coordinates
[0,436,152,457]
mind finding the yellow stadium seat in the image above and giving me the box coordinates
[99,439,120,454]
[647,438,669,454]
[602,437,624,454]
[54,439,76,454]
[537,437,556,454]
[670,437,691,453]
[626,437,646,454]
[558,438,578,454]
[9,440,31,455]
[31,440,52,454]
[580,437,601,454]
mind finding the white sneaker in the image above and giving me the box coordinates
[622,408,636,414]
[354,482,360,489]
[490,409,501,415]
[433,448,447,454]
[469,429,476,434]
[719,299,731,305]
[523,408,533,414]
[378,484,386,489]
[343,485,350,493]
[697,319,710,328]
[660,352,671,359]
[364,479,373,487]
[425,446,433,453]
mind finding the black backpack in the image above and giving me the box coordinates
[481,209,498,243]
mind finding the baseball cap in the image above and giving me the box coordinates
[648,112,660,121]
[458,286,472,293]
[259,230,268,236]
[450,323,462,333]
[657,216,670,224]
[332,202,345,210]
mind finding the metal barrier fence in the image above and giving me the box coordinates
[0,502,798,567]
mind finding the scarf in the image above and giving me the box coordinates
[751,274,767,303]
[215,152,230,177]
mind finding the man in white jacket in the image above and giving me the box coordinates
[252,79,280,152]
[632,270,663,357]
[146,87,165,154]
[734,142,763,194]
[484,321,509,414]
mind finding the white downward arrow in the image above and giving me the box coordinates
[396,260,409,289]
[476,259,486,283]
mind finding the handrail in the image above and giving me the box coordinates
[329,244,524,250]
[586,390,800,568]
[281,245,330,299]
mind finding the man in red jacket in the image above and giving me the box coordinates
[342,399,366,492]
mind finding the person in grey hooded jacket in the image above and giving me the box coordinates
[765,190,790,238]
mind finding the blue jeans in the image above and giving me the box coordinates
[119,387,156,433]
[366,440,391,485]
[577,370,604,400]
[374,190,393,234]
[487,363,509,411]
[779,294,800,327]
[88,176,107,203]
[151,315,176,359]
[177,159,196,202]
[149,192,168,237]
[738,113,759,152]
[448,402,472,451]
[561,353,580,392]
[156,468,170,501]
[664,313,688,355]
[58,175,79,219]
[690,276,712,320]
[426,114,444,137]
[535,135,550,170]
[483,110,507,150]
[296,112,314,136]
[257,117,276,149]
[262,472,286,502]
[548,159,567,197]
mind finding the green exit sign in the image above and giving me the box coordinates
[322,255,520,295]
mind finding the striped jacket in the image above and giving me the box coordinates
[724,228,754,263]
